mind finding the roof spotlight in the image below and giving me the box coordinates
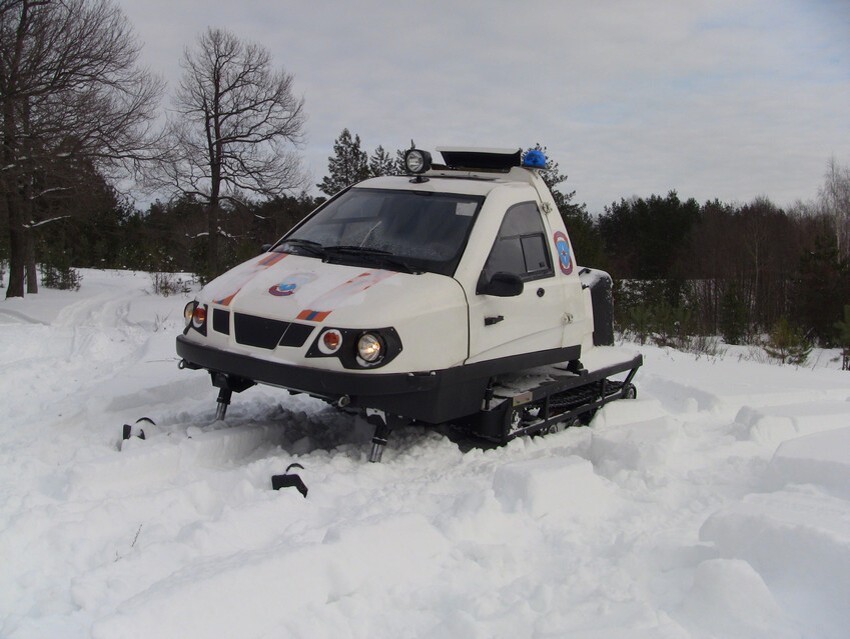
[404,148,432,175]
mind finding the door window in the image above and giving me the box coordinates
[481,202,553,283]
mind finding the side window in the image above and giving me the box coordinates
[482,202,554,283]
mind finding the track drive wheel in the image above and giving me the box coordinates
[543,414,581,435]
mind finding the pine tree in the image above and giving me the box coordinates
[523,144,604,267]
[719,280,748,344]
[764,317,811,366]
[394,140,416,174]
[524,144,583,217]
[317,129,369,196]
[368,145,396,177]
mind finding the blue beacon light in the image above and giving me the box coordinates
[522,149,547,169]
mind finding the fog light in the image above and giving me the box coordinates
[357,333,383,363]
[191,304,207,329]
[319,329,343,354]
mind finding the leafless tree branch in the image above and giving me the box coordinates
[1,0,165,297]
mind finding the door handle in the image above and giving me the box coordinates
[484,315,504,326]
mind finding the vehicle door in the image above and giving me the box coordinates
[466,201,568,365]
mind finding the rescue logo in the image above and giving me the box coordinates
[553,231,573,275]
[269,272,316,297]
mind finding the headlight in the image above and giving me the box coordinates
[357,333,384,363]
[306,326,401,368]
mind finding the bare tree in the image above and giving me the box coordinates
[159,27,306,279]
[819,156,850,261]
[0,0,164,297]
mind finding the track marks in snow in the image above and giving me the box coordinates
[92,514,451,639]
[71,421,295,498]
[0,307,49,325]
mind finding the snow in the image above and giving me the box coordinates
[1,268,849,639]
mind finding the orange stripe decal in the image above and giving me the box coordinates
[258,252,287,267]
[296,309,331,322]
[214,252,289,306]
[294,270,396,322]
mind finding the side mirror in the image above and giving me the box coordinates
[477,271,524,297]
[261,243,273,254]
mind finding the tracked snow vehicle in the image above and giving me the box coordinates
[176,147,641,461]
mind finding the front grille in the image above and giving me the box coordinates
[233,313,314,350]
[279,322,314,347]
[213,309,230,334]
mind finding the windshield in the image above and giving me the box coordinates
[276,188,483,276]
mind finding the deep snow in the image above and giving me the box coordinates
[1,269,848,639]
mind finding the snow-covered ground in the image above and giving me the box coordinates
[1,269,848,639]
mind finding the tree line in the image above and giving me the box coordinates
[594,189,848,350]
[528,149,849,351]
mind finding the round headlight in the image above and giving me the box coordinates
[357,333,384,363]
[318,328,343,354]
[184,301,196,327]
[404,149,432,175]
[191,304,207,329]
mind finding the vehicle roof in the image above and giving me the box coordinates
[354,168,539,198]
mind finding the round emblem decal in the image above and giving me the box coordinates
[269,272,316,296]
[553,231,573,275]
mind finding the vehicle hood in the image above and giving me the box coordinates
[200,252,460,327]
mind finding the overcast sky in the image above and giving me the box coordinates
[116,0,850,213]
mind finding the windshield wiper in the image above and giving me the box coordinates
[280,238,326,257]
[324,245,393,256]
[323,245,421,274]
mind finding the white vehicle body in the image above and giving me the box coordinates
[177,148,629,433]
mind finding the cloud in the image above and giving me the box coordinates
[118,0,850,212]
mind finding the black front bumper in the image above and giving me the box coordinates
[176,335,488,423]
[177,336,583,424]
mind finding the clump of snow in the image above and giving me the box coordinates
[1,269,849,638]
[700,488,850,639]
[679,558,795,638]
[764,426,850,496]
[493,455,618,521]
